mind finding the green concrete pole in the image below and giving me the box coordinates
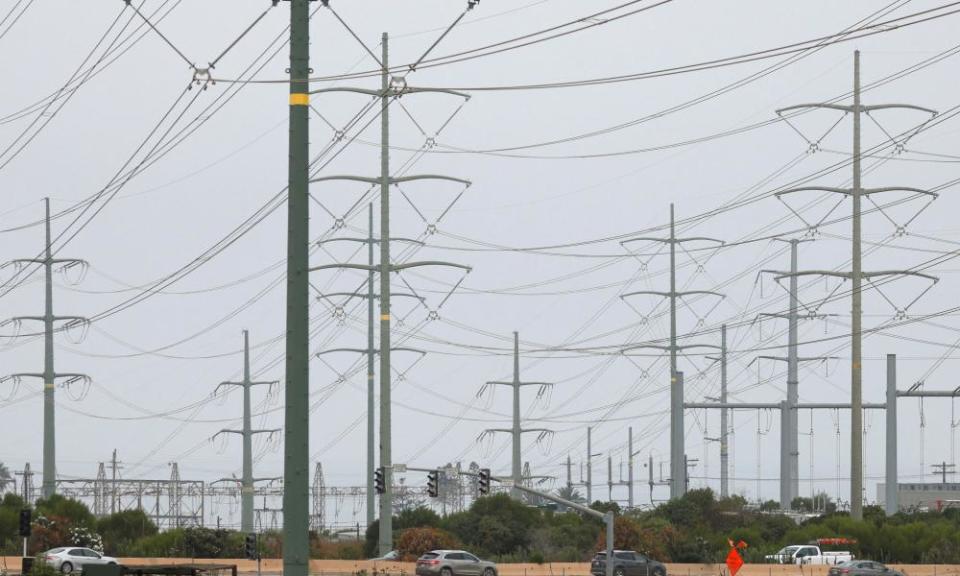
[241,330,254,533]
[367,203,376,528]
[378,32,394,557]
[42,197,56,498]
[283,0,310,574]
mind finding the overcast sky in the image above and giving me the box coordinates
[2,0,960,528]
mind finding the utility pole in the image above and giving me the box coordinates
[775,51,938,520]
[282,0,310,570]
[704,326,729,498]
[479,332,553,499]
[757,240,834,509]
[1,198,90,498]
[308,33,471,556]
[215,331,279,533]
[932,462,956,484]
[109,450,122,515]
[314,204,426,528]
[622,205,723,499]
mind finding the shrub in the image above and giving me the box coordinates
[396,527,459,561]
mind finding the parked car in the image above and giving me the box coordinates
[42,547,118,574]
[765,545,853,565]
[415,550,497,576]
[591,550,667,576]
[829,561,904,576]
[372,550,399,561]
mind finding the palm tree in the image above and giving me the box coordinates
[556,485,585,504]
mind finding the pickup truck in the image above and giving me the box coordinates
[591,550,667,576]
[765,545,853,565]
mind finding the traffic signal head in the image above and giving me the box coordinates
[244,532,257,560]
[19,508,31,538]
[427,470,439,498]
[375,467,385,495]
[478,468,490,495]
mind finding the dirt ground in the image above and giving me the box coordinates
[4,558,960,576]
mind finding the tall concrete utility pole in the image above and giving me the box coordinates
[2,198,90,498]
[308,33,471,556]
[704,326,730,498]
[622,205,723,499]
[215,331,279,532]
[775,51,937,519]
[314,204,426,528]
[282,0,310,573]
[480,332,553,499]
[757,240,833,509]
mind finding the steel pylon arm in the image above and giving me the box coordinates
[622,236,723,246]
[486,380,553,388]
[315,347,425,356]
[309,85,470,99]
[621,290,724,299]
[776,185,937,198]
[776,102,938,116]
[316,237,424,246]
[774,269,937,282]
[316,291,424,302]
[621,343,720,353]
[215,379,277,394]
[751,355,838,364]
[310,174,471,187]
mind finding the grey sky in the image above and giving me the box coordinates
[2,0,960,526]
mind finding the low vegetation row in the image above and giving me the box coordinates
[2,489,960,564]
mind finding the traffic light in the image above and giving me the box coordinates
[375,467,385,495]
[427,469,439,498]
[244,532,257,560]
[478,468,490,495]
[18,508,31,538]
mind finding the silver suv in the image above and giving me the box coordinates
[416,550,497,576]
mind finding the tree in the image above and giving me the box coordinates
[595,516,640,551]
[396,527,458,561]
[97,510,158,555]
[555,486,585,504]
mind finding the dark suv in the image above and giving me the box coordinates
[591,550,666,576]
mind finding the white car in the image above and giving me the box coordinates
[43,547,118,574]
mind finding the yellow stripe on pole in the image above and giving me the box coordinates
[380,314,391,321]
[289,93,309,106]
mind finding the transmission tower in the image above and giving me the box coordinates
[308,31,471,557]
[775,50,938,520]
[621,204,724,499]
[311,462,325,532]
[479,332,554,500]
[16,463,35,503]
[314,203,427,528]
[1,198,90,498]
[214,330,279,533]
[755,239,834,509]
